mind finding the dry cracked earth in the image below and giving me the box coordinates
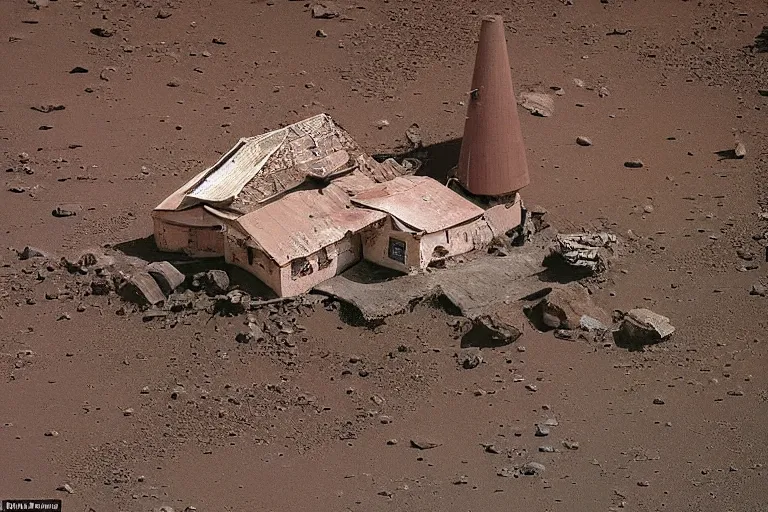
[1,1,768,511]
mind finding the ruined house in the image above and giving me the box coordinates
[153,113,527,298]
[152,113,406,258]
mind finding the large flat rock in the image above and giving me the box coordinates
[314,241,551,321]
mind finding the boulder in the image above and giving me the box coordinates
[535,283,610,331]
[551,233,617,273]
[466,306,527,346]
[90,276,114,296]
[118,271,165,306]
[615,308,674,346]
[146,261,185,295]
[205,270,230,295]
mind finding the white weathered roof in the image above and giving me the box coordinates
[234,185,386,267]
[351,176,485,234]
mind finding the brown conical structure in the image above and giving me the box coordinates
[456,15,529,197]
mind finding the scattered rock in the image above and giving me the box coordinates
[8,186,26,193]
[535,424,550,437]
[156,8,172,19]
[90,276,114,296]
[70,66,89,74]
[31,104,65,113]
[90,27,114,38]
[235,331,254,344]
[580,315,608,333]
[598,86,610,97]
[44,430,59,437]
[518,91,555,117]
[146,261,185,296]
[470,312,523,346]
[624,159,644,168]
[750,284,767,297]
[653,397,665,405]
[167,78,181,87]
[576,136,593,146]
[311,3,339,18]
[550,232,617,274]
[615,308,675,346]
[123,408,134,416]
[212,38,227,45]
[520,462,546,476]
[410,437,441,450]
[734,141,747,159]
[56,483,75,494]
[315,29,328,38]
[18,246,46,260]
[562,440,580,450]
[117,272,166,306]
[405,123,422,147]
[52,207,77,218]
[539,445,555,452]
[737,249,754,261]
[459,348,483,369]
[534,283,609,331]
[204,269,230,295]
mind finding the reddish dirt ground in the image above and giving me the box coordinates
[2,1,767,511]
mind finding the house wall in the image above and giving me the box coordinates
[362,217,494,272]
[225,230,283,294]
[418,218,493,265]
[153,218,225,257]
[484,198,522,238]
[152,207,225,257]
[225,229,363,297]
[361,219,423,273]
[277,235,363,297]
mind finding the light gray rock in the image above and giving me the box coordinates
[118,272,165,306]
[520,462,546,476]
[615,308,675,345]
[147,261,185,295]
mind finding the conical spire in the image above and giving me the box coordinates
[456,15,530,197]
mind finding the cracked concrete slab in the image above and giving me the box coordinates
[314,232,554,321]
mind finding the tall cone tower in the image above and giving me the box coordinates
[456,15,529,197]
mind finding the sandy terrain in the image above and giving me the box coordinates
[1,1,767,511]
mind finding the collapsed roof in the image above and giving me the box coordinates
[154,114,408,216]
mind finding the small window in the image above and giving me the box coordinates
[291,257,313,279]
[318,247,332,270]
[388,238,406,263]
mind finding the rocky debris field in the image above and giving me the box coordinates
[2,0,768,511]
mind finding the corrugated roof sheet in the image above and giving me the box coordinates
[351,176,485,234]
[235,188,386,267]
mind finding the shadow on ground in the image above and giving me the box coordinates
[374,137,462,184]
[113,235,277,299]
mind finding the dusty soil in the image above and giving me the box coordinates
[2,1,768,511]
